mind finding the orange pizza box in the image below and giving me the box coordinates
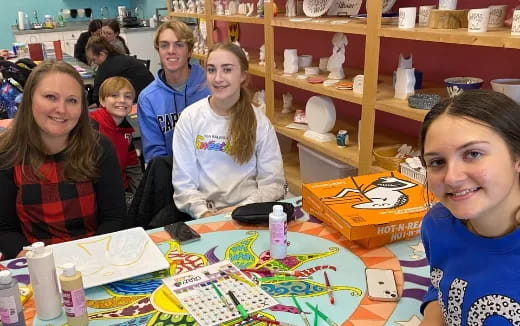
[355,227,422,249]
[302,171,436,244]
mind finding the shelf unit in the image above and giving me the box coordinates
[165,0,519,193]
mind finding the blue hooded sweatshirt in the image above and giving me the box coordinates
[137,64,210,163]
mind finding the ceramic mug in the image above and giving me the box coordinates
[419,5,436,27]
[468,8,490,33]
[512,10,520,35]
[488,5,508,28]
[439,0,457,10]
[398,7,417,29]
[77,8,85,17]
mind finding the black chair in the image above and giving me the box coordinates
[132,55,151,71]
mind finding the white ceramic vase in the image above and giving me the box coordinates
[395,68,416,99]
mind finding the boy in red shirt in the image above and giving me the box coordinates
[90,77,143,206]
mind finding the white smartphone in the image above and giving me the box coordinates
[365,268,399,302]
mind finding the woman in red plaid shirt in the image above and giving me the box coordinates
[0,60,127,259]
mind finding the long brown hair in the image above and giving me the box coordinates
[207,43,256,165]
[0,60,100,181]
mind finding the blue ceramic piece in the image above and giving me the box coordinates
[444,77,483,97]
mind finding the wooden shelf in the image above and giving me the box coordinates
[379,26,520,49]
[211,14,264,24]
[272,16,367,35]
[169,12,205,19]
[272,67,364,104]
[249,61,265,77]
[281,151,302,196]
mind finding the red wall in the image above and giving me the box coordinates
[217,0,520,139]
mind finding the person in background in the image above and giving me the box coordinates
[172,43,285,218]
[137,20,210,163]
[0,60,127,259]
[419,89,520,325]
[102,20,130,55]
[74,19,103,64]
[86,36,154,107]
[90,77,142,207]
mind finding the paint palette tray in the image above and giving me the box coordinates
[163,260,278,326]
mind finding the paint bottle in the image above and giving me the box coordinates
[269,205,287,259]
[0,270,25,326]
[24,242,62,320]
[59,263,88,326]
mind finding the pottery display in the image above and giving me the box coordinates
[490,79,520,104]
[444,77,483,97]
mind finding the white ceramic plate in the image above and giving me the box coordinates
[51,227,169,289]
[305,95,336,133]
[366,0,397,13]
[303,0,335,17]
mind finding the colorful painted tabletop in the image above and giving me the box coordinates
[1,197,430,326]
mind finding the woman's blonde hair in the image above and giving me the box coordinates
[0,60,100,181]
[99,76,136,102]
[207,43,256,165]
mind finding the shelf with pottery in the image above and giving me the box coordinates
[272,67,364,104]
[168,11,206,19]
[379,26,520,49]
[271,16,367,35]
[211,14,264,24]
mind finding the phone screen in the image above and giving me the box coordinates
[164,222,201,244]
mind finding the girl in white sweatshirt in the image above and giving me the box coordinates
[172,43,285,218]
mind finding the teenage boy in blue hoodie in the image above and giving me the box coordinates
[137,20,210,163]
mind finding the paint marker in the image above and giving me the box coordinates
[291,295,310,326]
[211,282,232,310]
[305,302,339,326]
[324,271,335,304]
[228,290,249,320]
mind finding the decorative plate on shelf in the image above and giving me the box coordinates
[303,0,335,17]
[365,0,397,14]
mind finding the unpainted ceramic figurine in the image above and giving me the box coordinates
[286,0,296,17]
[283,49,298,74]
[228,0,238,14]
[179,0,188,12]
[172,0,180,12]
[257,0,264,17]
[187,0,196,13]
[282,92,294,113]
[326,33,348,80]
[252,90,266,114]
[259,44,265,65]
[246,3,255,16]
[216,0,225,15]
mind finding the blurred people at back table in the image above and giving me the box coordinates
[172,43,285,218]
[86,36,154,107]
[90,77,143,207]
[102,20,130,55]
[0,60,127,259]
[137,20,210,163]
[74,19,103,64]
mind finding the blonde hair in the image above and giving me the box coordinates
[99,77,136,103]
[153,20,195,52]
[0,60,100,181]
[207,43,256,165]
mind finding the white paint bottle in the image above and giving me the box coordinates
[269,205,287,259]
[24,242,62,320]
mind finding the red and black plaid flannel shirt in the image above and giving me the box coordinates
[13,156,97,245]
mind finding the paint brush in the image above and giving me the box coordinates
[323,271,335,304]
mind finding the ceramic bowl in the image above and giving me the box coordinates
[490,79,520,104]
[444,77,484,97]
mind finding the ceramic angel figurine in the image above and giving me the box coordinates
[259,44,265,65]
[282,93,294,113]
[257,0,264,17]
[326,33,348,80]
[286,0,296,17]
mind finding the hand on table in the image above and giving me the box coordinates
[200,206,237,218]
